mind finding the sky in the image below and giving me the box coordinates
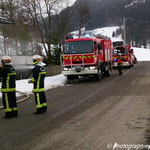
[56,0,77,13]
[40,0,77,16]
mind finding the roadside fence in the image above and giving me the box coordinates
[46,65,63,76]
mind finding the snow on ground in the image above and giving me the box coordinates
[16,74,66,94]
[0,74,67,98]
[133,47,150,61]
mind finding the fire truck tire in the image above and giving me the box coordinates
[131,62,134,67]
[128,62,131,69]
[129,62,132,67]
[95,69,103,81]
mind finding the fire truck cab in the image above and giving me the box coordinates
[61,36,113,81]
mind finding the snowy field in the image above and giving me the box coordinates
[0,26,150,97]
[0,74,67,98]
[16,74,66,95]
[133,47,150,61]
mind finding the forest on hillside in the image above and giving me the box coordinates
[71,0,150,47]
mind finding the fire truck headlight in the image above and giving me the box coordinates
[89,66,97,70]
[63,67,69,71]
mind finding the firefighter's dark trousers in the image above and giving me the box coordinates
[34,91,47,113]
[2,92,18,118]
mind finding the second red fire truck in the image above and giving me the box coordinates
[61,36,113,81]
[112,42,135,68]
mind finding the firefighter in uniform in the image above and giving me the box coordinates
[117,54,124,75]
[28,55,47,114]
[0,56,18,118]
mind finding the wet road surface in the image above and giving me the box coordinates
[0,62,150,150]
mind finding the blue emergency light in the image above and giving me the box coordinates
[85,33,90,38]
[70,35,74,39]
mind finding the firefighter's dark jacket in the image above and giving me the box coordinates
[0,65,16,92]
[31,62,46,92]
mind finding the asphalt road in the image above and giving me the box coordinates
[1,62,150,150]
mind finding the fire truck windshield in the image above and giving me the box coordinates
[64,41,93,54]
[113,48,128,55]
[113,41,124,48]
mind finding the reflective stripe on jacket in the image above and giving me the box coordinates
[0,65,16,92]
[32,64,46,92]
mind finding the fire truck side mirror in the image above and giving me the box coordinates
[58,44,64,53]
[98,43,102,54]
[58,44,61,53]
[130,49,133,53]
[98,44,100,50]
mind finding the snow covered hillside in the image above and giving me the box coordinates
[71,26,122,41]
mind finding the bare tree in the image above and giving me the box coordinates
[22,0,62,63]
[0,0,75,58]
[77,0,90,38]
[54,0,76,43]
[0,0,32,55]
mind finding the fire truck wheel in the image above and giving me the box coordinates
[128,61,131,69]
[95,70,103,81]
[128,65,131,69]
[131,63,134,67]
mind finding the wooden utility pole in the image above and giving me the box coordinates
[123,17,126,45]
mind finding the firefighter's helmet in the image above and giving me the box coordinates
[1,55,11,65]
[118,53,122,58]
[32,55,42,64]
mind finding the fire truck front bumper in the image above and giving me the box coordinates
[62,66,98,76]
[113,62,130,68]
[123,62,130,66]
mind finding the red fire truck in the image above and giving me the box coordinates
[112,43,135,68]
[61,36,113,81]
